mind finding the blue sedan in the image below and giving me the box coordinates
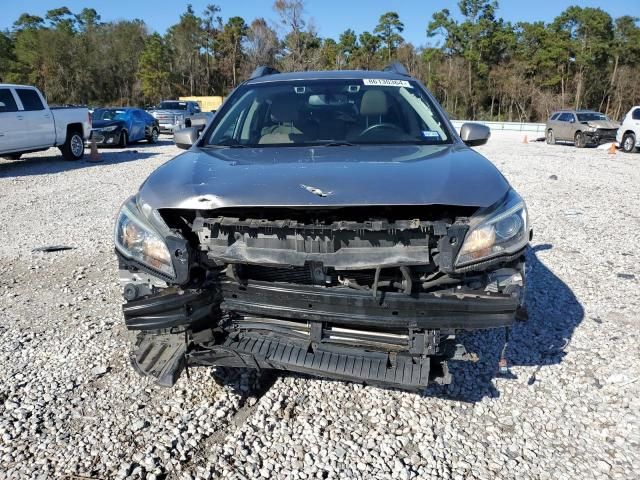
[90,107,160,147]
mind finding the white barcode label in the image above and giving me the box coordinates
[363,78,412,88]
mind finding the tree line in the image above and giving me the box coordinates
[0,0,638,121]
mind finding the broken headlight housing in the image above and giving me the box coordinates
[115,200,175,277]
[456,189,528,267]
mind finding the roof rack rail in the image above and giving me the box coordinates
[383,62,410,77]
[250,66,280,80]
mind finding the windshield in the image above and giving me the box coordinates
[205,79,450,147]
[158,101,188,110]
[93,109,127,121]
[577,112,608,122]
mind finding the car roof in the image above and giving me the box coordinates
[95,107,142,111]
[244,69,412,85]
[552,109,603,114]
[0,84,38,89]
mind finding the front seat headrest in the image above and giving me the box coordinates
[270,95,298,123]
[360,90,388,116]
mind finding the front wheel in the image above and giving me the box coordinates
[61,131,84,161]
[622,133,636,153]
[546,129,555,145]
[147,128,159,144]
[119,131,128,148]
[574,131,586,148]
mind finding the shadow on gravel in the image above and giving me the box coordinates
[210,367,279,404]
[428,243,585,402]
[0,141,173,178]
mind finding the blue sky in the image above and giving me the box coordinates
[2,0,639,46]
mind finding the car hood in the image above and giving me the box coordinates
[137,144,510,211]
[150,110,187,116]
[93,119,124,129]
[585,120,620,129]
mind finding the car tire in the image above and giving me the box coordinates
[622,133,636,153]
[574,131,586,148]
[2,153,22,160]
[546,129,555,145]
[60,130,84,161]
[119,131,128,148]
[147,128,159,144]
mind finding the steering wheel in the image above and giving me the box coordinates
[359,123,403,137]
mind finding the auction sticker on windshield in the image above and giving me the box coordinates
[363,79,412,88]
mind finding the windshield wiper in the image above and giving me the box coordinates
[319,141,356,147]
[207,141,251,148]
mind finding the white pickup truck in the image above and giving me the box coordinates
[0,84,91,161]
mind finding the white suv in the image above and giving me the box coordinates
[617,106,640,153]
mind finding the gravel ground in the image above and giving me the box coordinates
[0,133,639,479]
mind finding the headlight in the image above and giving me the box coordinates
[456,189,529,267]
[115,202,175,277]
[102,125,119,132]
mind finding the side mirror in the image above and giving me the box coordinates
[174,127,199,150]
[460,122,490,147]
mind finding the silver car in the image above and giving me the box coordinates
[545,110,619,148]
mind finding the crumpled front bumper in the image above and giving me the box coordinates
[121,273,524,389]
[585,129,618,144]
[118,233,526,388]
[88,130,122,146]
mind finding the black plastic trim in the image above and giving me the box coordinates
[123,289,215,330]
[221,280,519,330]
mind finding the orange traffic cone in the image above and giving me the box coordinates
[608,143,617,155]
[89,136,101,162]
[523,135,528,144]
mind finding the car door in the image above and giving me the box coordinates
[567,112,579,140]
[0,87,24,153]
[130,110,146,141]
[633,108,640,136]
[556,113,572,140]
[14,87,55,148]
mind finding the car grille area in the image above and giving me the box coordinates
[191,210,469,272]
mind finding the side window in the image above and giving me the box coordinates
[208,90,256,145]
[15,89,44,111]
[193,103,201,113]
[550,113,560,121]
[633,109,640,121]
[0,88,18,112]
[558,113,573,122]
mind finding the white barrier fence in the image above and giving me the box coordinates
[451,120,546,133]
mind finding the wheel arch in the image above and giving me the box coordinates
[65,122,84,139]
